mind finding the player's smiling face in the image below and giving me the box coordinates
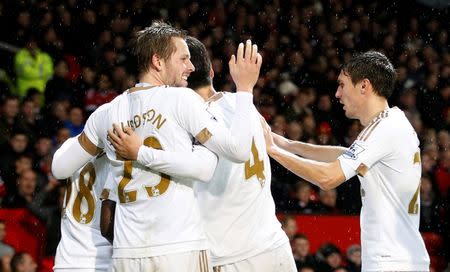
[163,37,195,87]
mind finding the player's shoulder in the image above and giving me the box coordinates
[357,107,410,142]
[209,91,236,107]
[164,86,204,102]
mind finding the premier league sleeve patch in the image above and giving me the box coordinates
[343,142,366,160]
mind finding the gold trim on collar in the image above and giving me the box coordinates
[206,92,224,103]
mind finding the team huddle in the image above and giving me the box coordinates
[51,22,430,272]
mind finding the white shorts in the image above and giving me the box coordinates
[111,250,211,272]
[213,242,296,272]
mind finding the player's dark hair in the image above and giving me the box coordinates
[186,36,212,90]
[341,51,396,99]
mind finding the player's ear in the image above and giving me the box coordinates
[209,67,214,79]
[152,54,163,71]
[360,78,370,94]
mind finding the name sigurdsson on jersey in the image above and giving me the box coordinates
[121,108,167,130]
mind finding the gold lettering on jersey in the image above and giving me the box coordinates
[118,161,137,203]
[117,136,172,203]
[413,152,421,164]
[121,109,167,131]
[245,138,265,187]
[152,113,167,129]
[408,183,420,214]
[133,115,141,128]
[73,162,96,224]
[143,136,171,197]
[356,163,368,177]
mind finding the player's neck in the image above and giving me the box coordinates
[360,98,389,126]
[195,85,216,101]
[139,70,166,87]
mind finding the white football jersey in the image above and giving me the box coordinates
[338,107,430,271]
[195,92,289,266]
[82,84,252,259]
[54,154,112,270]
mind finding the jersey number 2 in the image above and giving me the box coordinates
[118,136,171,204]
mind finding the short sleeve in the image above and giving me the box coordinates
[337,126,393,179]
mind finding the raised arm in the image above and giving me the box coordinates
[196,40,262,162]
[272,132,347,162]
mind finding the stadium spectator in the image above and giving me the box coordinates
[288,181,318,214]
[316,189,340,214]
[419,175,441,232]
[44,59,76,106]
[10,252,37,272]
[63,107,84,137]
[292,234,317,270]
[0,220,14,267]
[316,243,342,272]
[14,34,53,98]
[345,244,361,272]
[0,130,29,193]
[83,72,118,115]
[0,96,20,146]
[281,215,298,246]
[16,98,41,145]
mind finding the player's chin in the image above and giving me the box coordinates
[178,80,189,88]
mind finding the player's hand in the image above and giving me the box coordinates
[229,39,262,93]
[45,175,60,192]
[107,123,143,160]
[260,115,276,155]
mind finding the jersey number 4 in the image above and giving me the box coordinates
[118,136,170,204]
[244,138,265,187]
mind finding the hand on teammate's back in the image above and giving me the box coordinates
[229,39,262,93]
[107,123,143,160]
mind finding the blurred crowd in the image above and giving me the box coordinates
[0,0,448,271]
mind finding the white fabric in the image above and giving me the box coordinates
[111,250,212,272]
[137,144,218,182]
[213,242,296,272]
[82,84,253,259]
[54,155,112,270]
[337,107,429,271]
[195,92,290,266]
[52,136,94,179]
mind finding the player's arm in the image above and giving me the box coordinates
[108,125,218,182]
[51,135,96,179]
[100,176,116,244]
[272,132,347,162]
[52,108,104,179]
[100,199,115,244]
[183,40,262,163]
[263,119,346,190]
